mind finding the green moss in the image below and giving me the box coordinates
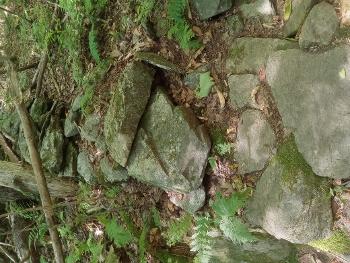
[309,230,350,254]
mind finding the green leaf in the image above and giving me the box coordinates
[139,217,151,263]
[208,157,217,170]
[88,24,100,63]
[219,216,256,244]
[165,214,192,246]
[339,68,346,79]
[103,218,133,247]
[211,192,247,217]
[196,72,214,98]
[284,0,292,21]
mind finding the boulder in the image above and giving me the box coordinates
[64,110,79,137]
[40,118,64,173]
[226,37,298,74]
[81,114,101,143]
[104,62,155,167]
[266,46,350,179]
[209,234,298,263]
[192,0,232,20]
[299,2,339,49]
[224,15,244,38]
[228,74,259,108]
[127,88,211,193]
[29,98,49,127]
[239,0,275,23]
[0,109,20,141]
[100,157,128,183]
[283,0,317,37]
[246,136,332,244]
[169,187,206,214]
[60,142,78,178]
[77,151,95,183]
[235,110,275,174]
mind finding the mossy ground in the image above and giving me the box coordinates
[309,230,350,254]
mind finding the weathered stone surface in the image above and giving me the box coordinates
[136,52,184,73]
[299,2,339,49]
[283,0,317,37]
[239,0,275,22]
[184,65,210,90]
[235,110,275,174]
[246,136,332,244]
[0,109,20,141]
[209,234,298,263]
[71,94,82,112]
[60,142,78,177]
[169,187,206,214]
[341,0,350,26]
[127,88,211,193]
[104,62,155,167]
[226,37,298,74]
[266,46,350,179]
[40,118,64,173]
[64,111,79,137]
[100,157,128,183]
[192,0,232,20]
[77,151,94,183]
[224,15,244,38]
[81,114,101,142]
[29,98,48,127]
[228,74,259,108]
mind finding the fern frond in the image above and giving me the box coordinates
[219,216,256,244]
[136,0,156,24]
[167,0,187,22]
[102,217,133,247]
[164,214,192,246]
[191,215,214,263]
[211,192,247,217]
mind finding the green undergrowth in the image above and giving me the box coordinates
[309,230,350,254]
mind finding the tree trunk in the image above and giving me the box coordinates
[0,161,77,198]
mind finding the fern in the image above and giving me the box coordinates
[191,215,214,263]
[88,24,101,63]
[102,217,133,247]
[164,214,192,246]
[211,192,246,217]
[136,0,156,24]
[139,217,151,263]
[166,0,200,51]
[219,216,256,244]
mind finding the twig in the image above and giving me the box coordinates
[35,53,48,98]
[7,59,65,263]
[0,61,39,75]
[0,245,17,263]
[0,132,19,163]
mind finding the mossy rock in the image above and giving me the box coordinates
[309,230,350,255]
[246,135,332,244]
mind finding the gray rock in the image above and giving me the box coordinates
[226,37,298,74]
[71,94,82,112]
[127,88,211,193]
[283,0,317,37]
[61,142,78,177]
[235,110,275,174]
[299,2,339,49]
[184,65,210,90]
[169,187,206,214]
[246,136,332,244]
[0,109,20,141]
[29,98,48,127]
[81,114,101,143]
[228,74,259,108]
[239,0,275,22]
[40,118,64,173]
[225,15,244,38]
[192,0,232,20]
[100,157,128,183]
[136,52,184,73]
[64,111,79,137]
[18,125,39,163]
[104,62,155,167]
[209,234,298,263]
[77,151,95,183]
[266,46,350,179]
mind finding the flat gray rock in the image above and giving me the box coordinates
[192,0,232,20]
[100,157,128,183]
[209,234,298,263]
[104,62,154,167]
[283,0,317,37]
[266,46,350,179]
[299,2,339,49]
[77,151,95,183]
[127,88,211,193]
[246,136,332,244]
[235,110,275,174]
[226,37,298,74]
[228,74,259,108]
[64,111,79,137]
[60,142,78,178]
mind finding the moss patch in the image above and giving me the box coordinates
[309,230,350,254]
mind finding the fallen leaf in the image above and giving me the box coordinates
[196,72,214,98]
[339,68,347,79]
